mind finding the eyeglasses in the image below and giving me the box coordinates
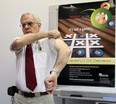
[20,21,37,28]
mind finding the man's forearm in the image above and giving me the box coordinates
[53,48,70,73]
[20,32,47,46]
[51,39,71,76]
[11,32,48,51]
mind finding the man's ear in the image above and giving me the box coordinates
[38,23,41,31]
[38,23,41,27]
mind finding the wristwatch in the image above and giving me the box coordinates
[50,69,60,77]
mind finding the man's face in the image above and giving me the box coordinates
[21,14,41,34]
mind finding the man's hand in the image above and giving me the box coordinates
[44,72,57,93]
[47,30,61,39]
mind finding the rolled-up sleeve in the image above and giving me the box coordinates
[10,37,23,53]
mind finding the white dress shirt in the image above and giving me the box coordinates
[11,38,57,92]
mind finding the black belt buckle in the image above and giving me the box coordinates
[40,92,48,96]
[23,92,35,97]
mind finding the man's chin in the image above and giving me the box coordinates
[25,31,32,34]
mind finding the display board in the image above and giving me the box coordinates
[49,0,116,95]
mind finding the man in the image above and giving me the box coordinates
[10,13,71,104]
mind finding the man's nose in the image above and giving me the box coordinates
[24,24,30,28]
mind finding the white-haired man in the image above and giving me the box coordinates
[10,13,70,104]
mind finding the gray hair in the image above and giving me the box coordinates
[20,13,41,24]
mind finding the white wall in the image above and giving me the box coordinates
[0,0,108,104]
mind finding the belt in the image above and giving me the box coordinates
[17,89,48,97]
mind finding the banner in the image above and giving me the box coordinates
[58,1,115,87]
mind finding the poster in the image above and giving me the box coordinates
[58,1,115,87]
